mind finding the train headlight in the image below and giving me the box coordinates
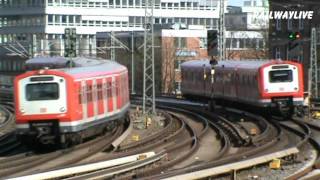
[60,107,66,112]
[20,108,25,114]
[38,69,45,74]
[294,87,298,91]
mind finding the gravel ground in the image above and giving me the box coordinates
[119,109,167,146]
[213,143,316,180]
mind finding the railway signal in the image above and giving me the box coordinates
[64,28,77,58]
[288,32,301,51]
[207,30,219,57]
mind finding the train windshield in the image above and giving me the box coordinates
[26,83,59,101]
[269,70,293,83]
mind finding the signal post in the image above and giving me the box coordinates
[64,28,77,67]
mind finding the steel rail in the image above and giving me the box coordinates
[282,117,320,179]
[2,125,123,178]
[143,102,283,179]
[117,110,173,151]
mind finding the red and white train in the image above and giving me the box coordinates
[181,59,304,116]
[14,57,130,146]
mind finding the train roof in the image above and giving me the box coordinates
[23,57,127,79]
[25,56,107,69]
[60,60,126,78]
[181,59,301,70]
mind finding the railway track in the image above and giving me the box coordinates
[62,108,200,179]
[128,96,310,179]
[1,122,125,178]
[72,97,279,179]
[8,106,202,179]
[0,101,22,156]
[3,96,320,179]
[0,102,15,131]
[278,117,320,179]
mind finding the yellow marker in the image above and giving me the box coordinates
[138,154,147,160]
[132,135,140,141]
[312,111,320,119]
[269,158,281,169]
[250,128,257,135]
[146,117,152,127]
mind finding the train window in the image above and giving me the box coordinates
[26,83,59,101]
[78,88,82,104]
[97,83,103,100]
[107,82,112,97]
[269,70,293,83]
[86,85,93,102]
[116,78,120,97]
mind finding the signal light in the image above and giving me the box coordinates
[288,32,301,41]
[207,30,218,56]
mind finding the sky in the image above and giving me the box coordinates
[228,0,243,6]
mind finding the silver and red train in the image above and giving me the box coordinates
[181,59,304,116]
[14,57,130,146]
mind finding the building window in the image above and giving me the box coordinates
[199,38,207,49]
[155,18,159,24]
[275,47,281,59]
[69,16,74,25]
[244,1,251,6]
[276,19,281,31]
[287,19,292,30]
[48,15,53,24]
[62,15,67,24]
[122,0,126,6]
[175,37,187,49]
[136,0,141,6]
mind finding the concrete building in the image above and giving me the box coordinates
[0,0,223,57]
[225,0,269,59]
[96,26,208,94]
[161,28,208,93]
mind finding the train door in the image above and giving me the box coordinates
[116,75,121,109]
[96,79,104,115]
[107,77,113,113]
[86,80,94,118]
[92,79,98,119]
[102,78,108,114]
[81,80,87,120]
[112,76,117,112]
[120,74,125,107]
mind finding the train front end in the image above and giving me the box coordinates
[14,70,69,145]
[259,61,304,116]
